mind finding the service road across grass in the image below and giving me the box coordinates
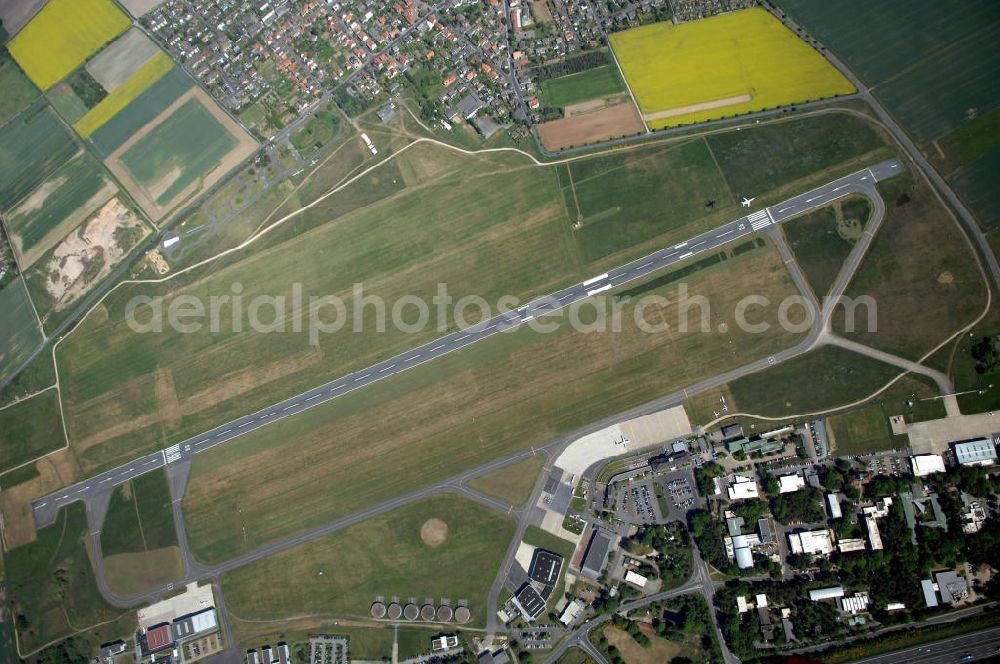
[221,493,514,627]
[832,175,988,361]
[781,196,869,299]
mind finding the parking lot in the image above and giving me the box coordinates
[617,482,660,524]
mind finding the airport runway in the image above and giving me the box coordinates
[31,158,902,528]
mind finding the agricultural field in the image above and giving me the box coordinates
[4,151,119,269]
[24,196,149,330]
[0,389,64,473]
[100,469,181,596]
[728,345,901,418]
[780,0,1000,143]
[85,28,160,92]
[181,238,803,563]
[75,51,174,138]
[108,90,257,221]
[47,113,893,483]
[0,53,38,127]
[7,0,131,90]
[536,102,646,151]
[221,494,514,626]
[539,64,626,109]
[5,503,121,652]
[467,455,546,507]
[0,101,78,209]
[0,0,48,37]
[88,66,194,157]
[609,8,853,130]
[782,196,869,298]
[0,279,43,387]
[831,175,988,360]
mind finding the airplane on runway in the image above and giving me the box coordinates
[741,197,755,207]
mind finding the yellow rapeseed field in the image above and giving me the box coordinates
[75,52,174,138]
[8,0,131,90]
[610,8,854,130]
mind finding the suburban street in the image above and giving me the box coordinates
[30,158,902,529]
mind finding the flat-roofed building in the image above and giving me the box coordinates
[778,473,805,494]
[911,454,946,477]
[827,493,843,519]
[808,586,844,601]
[921,579,939,608]
[624,570,648,588]
[838,593,870,614]
[512,583,546,621]
[788,529,834,556]
[528,549,562,588]
[728,479,759,501]
[559,598,585,626]
[837,538,866,553]
[952,438,998,466]
[432,635,459,651]
[864,515,883,550]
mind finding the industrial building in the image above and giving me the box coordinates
[778,473,805,493]
[580,528,614,579]
[910,454,946,477]
[952,438,998,466]
[512,583,546,621]
[808,586,845,601]
[787,529,834,556]
[527,549,562,589]
[728,476,759,501]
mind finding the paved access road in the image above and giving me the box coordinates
[30,158,902,528]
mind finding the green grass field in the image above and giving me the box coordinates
[539,65,626,108]
[47,82,90,124]
[703,113,890,198]
[0,279,43,387]
[5,151,116,267]
[6,503,121,652]
[182,240,803,563]
[99,468,180,596]
[569,138,734,261]
[89,67,194,157]
[781,1,1000,142]
[53,113,892,510]
[0,346,56,407]
[0,101,77,209]
[100,468,178,556]
[0,389,64,473]
[827,375,946,455]
[782,196,868,298]
[118,97,238,206]
[832,175,988,360]
[467,454,546,506]
[0,53,38,128]
[555,648,596,664]
[290,109,340,157]
[221,493,514,626]
[729,345,902,417]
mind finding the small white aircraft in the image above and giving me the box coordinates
[741,197,755,208]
